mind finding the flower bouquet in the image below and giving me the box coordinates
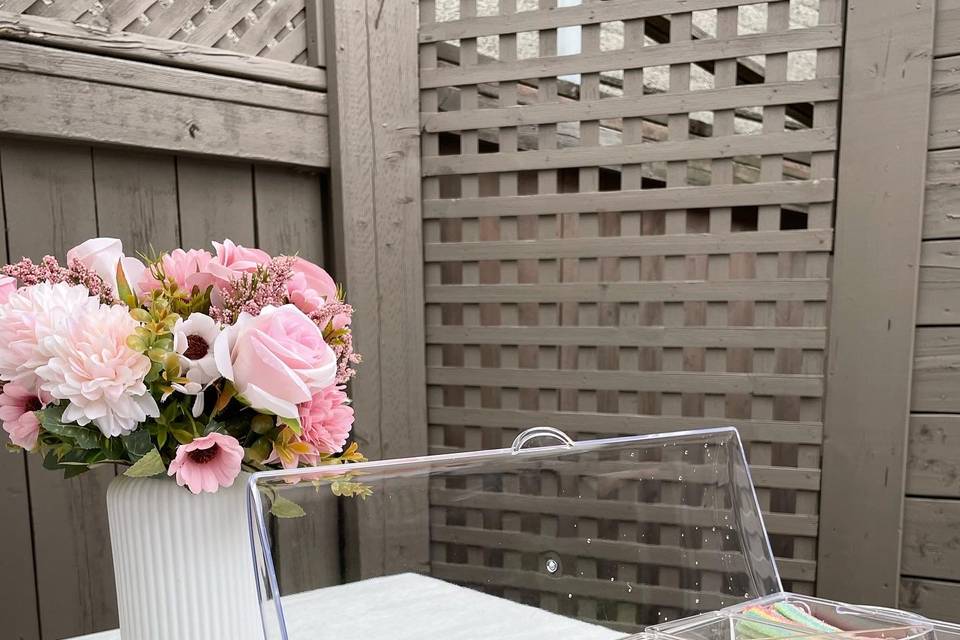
[0,237,363,500]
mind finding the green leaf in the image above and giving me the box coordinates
[37,406,101,450]
[278,415,302,436]
[269,495,305,519]
[121,429,153,461]
[203,419,224,436]
[123,448,166,478]
[170,428,194,445]
[116,259,139,308]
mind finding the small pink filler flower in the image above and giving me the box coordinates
[0,383,50,450]
[299,384,355,454]
[168,432,244,494]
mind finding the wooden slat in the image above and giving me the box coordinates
[0,138,118,638]
[427,366,822,397]
[917,240,960,324]
[426,325,826,349]
[911,326,960,412]
[420,26,842,88]
[908,414,960,498]
[929,55,960,150]
[176,158,256,247]
[900,577,960,623]
[0,10,324,89]
[92,148,180,253]
[326,0,428,581]
[426,406,823,444]
[425,230,833,262]
[429,488,818,537]
[182,0,265,47]
[131,0,210,39]
[422,79,839,132]
[0,39,326,116]
[0,68,328,168]
[253,165,325,261]
[817,0,936,606]
[0,143,36,639]
[262,19,307,62]
[902,497,960,580]
[423,129,836,176]
[419,0,766,42]
[424,180,835,219]
[935,0,960,58]
[923,149,960,240]
[426,280,829,304]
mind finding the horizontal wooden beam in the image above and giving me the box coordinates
[421,26,842,89]
[426,279,829,304]
[0,10,324,90]
[425,325,827,350]
[419,0,766,42]
[424,230,833,262]
[916,241,960,324]
[427,406,823,444]
[422,79,839,132]
[911,327,960,412]
[907,414,960,498]
[901,577,960,623]
[928,55,960,150]
[922,149,960,240]
[0,67,328,167]
[426,366,822,397]
[935,0,960,58]
[424,180,835,219]
[422,129,836,176]
[902,497,960,581]
[0,39,325,116]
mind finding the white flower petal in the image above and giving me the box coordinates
[240,383,299,419]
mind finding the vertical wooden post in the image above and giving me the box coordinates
[818,0,936,605]
[324,0,429,579]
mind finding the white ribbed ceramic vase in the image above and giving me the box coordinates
[106,473,263,640]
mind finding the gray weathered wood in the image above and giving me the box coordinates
[917,241,960,325]
[92,148,180,254]
[0,10,325,89]
[424,180,835,219]
[923,148,960,240]
[929,55,960,150]
[253,165,326,261]
[936,0,960,58]
[0,39,326,116]
[176,158,256,248]
[911,327,960,412]
[900,577,960,623]
[908,414,960,498]
[902,498,960,581]
[817,0,936,606]
[0,138,118,637]
[325,0,428,580]
[305,0,325,67]
[420,26,841,88]
[0,67,329,168]
[423,79,839,132]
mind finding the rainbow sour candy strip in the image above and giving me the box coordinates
[772,602,841,634]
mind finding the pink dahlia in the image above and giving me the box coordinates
[37,303,159,437]
[140,248,216,295]
[299,384,355,454]
[168,432,244,494]
[0,283,102,390]
[0,383,51,450]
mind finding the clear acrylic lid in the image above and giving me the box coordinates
[246,426,781,639]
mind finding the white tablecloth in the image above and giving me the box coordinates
[70,572,625,640]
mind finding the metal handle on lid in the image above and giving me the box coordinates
[511,426,575,454]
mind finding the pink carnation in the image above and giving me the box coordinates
[168,432,244,494]
[140,249,216,295]
[299,384,355,454]
[0,382,51,450]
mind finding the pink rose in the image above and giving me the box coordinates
[139,249,216,295]
[287,258,351,330]
[214,305,336,420]
[0,276,17,303]
[67,237,146,297]
[204,239,270,290]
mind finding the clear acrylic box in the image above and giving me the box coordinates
[246,426,782,639]
[647,593,942,640]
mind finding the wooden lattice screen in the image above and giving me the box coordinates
[418,0,840,627]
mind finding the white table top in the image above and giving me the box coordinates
[70,572,626,640]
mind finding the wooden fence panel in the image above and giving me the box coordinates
[418,0,841,626]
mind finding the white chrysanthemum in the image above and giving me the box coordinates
[37,303,159,437]
[0,283,101,391]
